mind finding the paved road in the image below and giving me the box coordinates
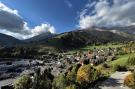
[99,72,131,89]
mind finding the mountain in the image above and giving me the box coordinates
[25,32,56,42]
[0,27,132,49]
[43,29,130,49]
[0,33,22,46]
[101,25,135,35]
[101,25,135,40]
[110,25,135,35]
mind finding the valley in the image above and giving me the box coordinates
[0,28,134,89]
[0,0,135,89]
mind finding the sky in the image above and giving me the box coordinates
[0,0,135,39]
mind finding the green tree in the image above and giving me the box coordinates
[32,68,53,89]
[14,75,32,89]
[66,64,81,84]
[65,84,77,89]
[52,74,68,89]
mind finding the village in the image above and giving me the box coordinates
[0,46,121,89]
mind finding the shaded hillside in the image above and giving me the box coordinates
[110,25,135,35]
[44,29,130,49]
[99,25,135,40]
[0,33,22,46]
[110,30,135,40]
[25,32,56,42]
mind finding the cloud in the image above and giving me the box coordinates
[0,29,30,39]
[0,23,56,40]
[0,2,56,39]
[0,2,18,15]
[30,23,56,36]
[0,2,24,32]
[78,0,135,29]
[64,0,72,8]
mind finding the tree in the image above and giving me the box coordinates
[124,73,135,88]
[52,74,68,89]
[14,75,32,89]
[65,84,77,89]
[32,68,53,89]
[76,64,100,87]
[66,64,81,84]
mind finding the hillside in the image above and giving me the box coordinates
[0,33,22,46]
[101,25,135,39]
[0,28,133,52]
[25,32,56,42]
[42,29,130,49]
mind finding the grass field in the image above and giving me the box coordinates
[81,44,124,50]
[68,44,124,54]
[110,53,134,66]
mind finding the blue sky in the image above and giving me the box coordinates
[0,0,88,33]
[0,0,135,39]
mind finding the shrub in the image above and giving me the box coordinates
[32,68,53,89]
[66,64,81,84]
[102,63,109,68]
[113,64,127,71]
[65,84,77,89]
[124,73,135,88]
[52,64,81,89]
[52,74,68,89]
[76,64,101,87]
[14,75,32,89]
[127,55,135,65]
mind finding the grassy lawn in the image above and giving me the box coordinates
[110,53,134,66]
[68,44,124,54]
[81,44,124,50]
[95,53,134,77]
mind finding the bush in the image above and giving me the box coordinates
[52,64,81,89]
[65,84,77,89]
[102,63,109,68]
[32,68,53,89]
[14,75,32,89]
[66,64,81,84]
[127,55,135,65]
[124,73,135,88]
[113,64,127,71]
[52,74,68,89]
[76,64,101,87]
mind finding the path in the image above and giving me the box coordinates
[99,71,131,89]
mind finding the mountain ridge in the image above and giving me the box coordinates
[0,26,134,48]
[0,33,22,46]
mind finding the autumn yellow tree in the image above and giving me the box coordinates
[76,64,100,87]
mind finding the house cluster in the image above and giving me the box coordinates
[73,48,116,66]
[0,47,119,89]
[37,47,117,77]
[48,47,117,69]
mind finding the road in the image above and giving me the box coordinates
[99,72,131,89]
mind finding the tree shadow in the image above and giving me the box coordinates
[99,77,121,87]
[86,78,122,89]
